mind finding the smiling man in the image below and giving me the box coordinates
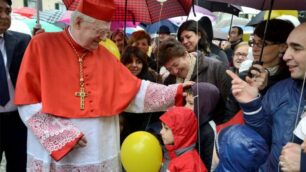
[227,22,306,172]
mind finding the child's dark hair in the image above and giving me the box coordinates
[183,87,193,105]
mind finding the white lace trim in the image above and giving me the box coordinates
[27,112,82,153]
[27,155,120,172]
[143,82,178,112]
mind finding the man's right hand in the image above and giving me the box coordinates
[74,136,87,148]
[226,70,259,103]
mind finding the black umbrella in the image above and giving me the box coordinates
[197,1,242,16]
[195,1,242,39]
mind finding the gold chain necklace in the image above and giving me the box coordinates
[65,29,88,110]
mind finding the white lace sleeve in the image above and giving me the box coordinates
[125,80,181,113]
[18,103,83,161]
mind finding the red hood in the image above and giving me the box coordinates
[160,107,198,152]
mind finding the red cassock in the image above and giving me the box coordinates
[15,28,141,118]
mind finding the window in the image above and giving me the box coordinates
[24,0,42,10]
[55,2,66,11]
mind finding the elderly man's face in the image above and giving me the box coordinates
[0,1,11,34]
[76,18,110,50]
[283,24,306,80]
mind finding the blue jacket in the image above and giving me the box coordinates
[240,78,306,172]
[215,125,268,172]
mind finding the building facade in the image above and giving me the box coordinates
[12,0,66,11]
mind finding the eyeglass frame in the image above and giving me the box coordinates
[248,39,281,48]
[233,52,248,57]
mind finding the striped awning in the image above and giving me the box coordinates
[34,10,65,23]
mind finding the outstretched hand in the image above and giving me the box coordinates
[226,70,259,103]
[246,64,269,90]
[182,81,195,89]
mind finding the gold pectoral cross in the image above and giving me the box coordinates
[75,87,87,110]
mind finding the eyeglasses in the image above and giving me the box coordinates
[84,20,111,38]
[248,40,279,48]
[234,52,248,57]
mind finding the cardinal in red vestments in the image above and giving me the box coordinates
[14,0,186,171]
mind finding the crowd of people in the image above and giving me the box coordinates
[1,0,306,171]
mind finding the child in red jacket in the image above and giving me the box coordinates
[159,106,208,172]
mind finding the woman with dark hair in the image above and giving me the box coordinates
[120,46,162,143]
[128,30,159,71]
[177,20,229,66]
[121,46,161,82]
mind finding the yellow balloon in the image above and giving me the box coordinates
[100,39,121,60]
[121,131,162,172]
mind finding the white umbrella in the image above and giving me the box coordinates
[214,16,250,28]
[169,5,216,26]
[9,19,32,35]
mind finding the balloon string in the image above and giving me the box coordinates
[192,0,203,171]
[145,1,164,130]
[155,1,164,77]
[291,69,306,142]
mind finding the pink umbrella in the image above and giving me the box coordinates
[110,21,139,31]
[58,10,73,24]
[13,7,36,18]
[63,0,193,24]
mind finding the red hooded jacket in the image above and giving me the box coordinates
[160,107,208,172]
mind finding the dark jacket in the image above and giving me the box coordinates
[1,30,31,171]
[4,31,31,86]
[210,43,229,67]
[164,52,231,102]
[191,83,220,171]
[240,78,306,171]
[225,60,290,121]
